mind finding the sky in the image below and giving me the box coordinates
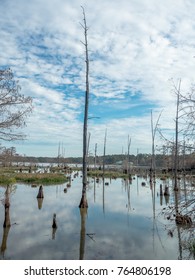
[0,0,195,158]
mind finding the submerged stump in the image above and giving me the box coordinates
[79,194,88,208]
[52,213,57,229]
[37,185,44,199]
[52,213,57,240]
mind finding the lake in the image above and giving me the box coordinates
[0,171,194,260]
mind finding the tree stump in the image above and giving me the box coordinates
[52,213,57,240]
[79,194,88,208]
[52,213,57,228]
[37,185,44,198]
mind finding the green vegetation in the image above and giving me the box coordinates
[0,175,16,185]
[0,166,37,173]
[14,173,68,184]
[0,167,68,185]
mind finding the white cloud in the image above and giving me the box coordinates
[0,0,194,156]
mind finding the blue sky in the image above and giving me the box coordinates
[0,0,195,157]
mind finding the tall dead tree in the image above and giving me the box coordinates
[87,132,91,169]
[102,129,107,215]
[79,6,89,208]
[94,143,97,169]
[103,128,107,176]
[173,80,181,191]
[150,109,162,182]
[127,135,131,178]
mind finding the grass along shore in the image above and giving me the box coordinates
[0,165,194,185]
[0,168,69,185]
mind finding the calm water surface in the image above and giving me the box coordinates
[0,172,193,260]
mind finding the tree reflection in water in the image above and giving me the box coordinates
[79,208,87,260]
[52,213,57,240]
[0,175,193,260]
[1,185,11,258]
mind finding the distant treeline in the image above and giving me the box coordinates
[8,152,195,169]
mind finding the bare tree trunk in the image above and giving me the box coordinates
[151,110,155,179]
[182,138,186,175]
[87,132,91,170]
[127,135,131,179]
[174,80,181,191]
[79,6,89,208]
[58,142,60,167]
[103,128,107,176]
[94,143,97,169]
[150,110,162,182]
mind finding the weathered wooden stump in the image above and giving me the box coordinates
[79,193,88,208]
[52,213,57,240]
[37,185,44,198]
[52,213,57,228]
